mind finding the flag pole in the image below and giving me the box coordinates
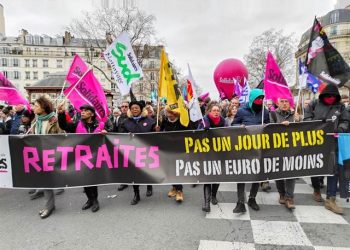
[156,96,161,127]
[261,90,265,125]
[294,83,302,122]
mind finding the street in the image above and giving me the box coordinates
[1,179,350,250]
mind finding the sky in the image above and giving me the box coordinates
[1,0,338,99]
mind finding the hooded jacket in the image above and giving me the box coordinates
[232,89,269,126]
[304,83,349,132]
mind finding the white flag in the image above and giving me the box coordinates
[103,31,143,96]
[239,77,251,105]
[187,64,203,122]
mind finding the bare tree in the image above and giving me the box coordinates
[244,29,297,87]
[68,6,163,102]
[68,6,156,47]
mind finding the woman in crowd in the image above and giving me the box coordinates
[120,100,156,205]
[198,102,227,212]
[225,105,238,126]
[0,108,12,134]
[31,96,62,219]
[58,103,107,213]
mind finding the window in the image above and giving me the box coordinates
[13,58,19,67]
[150,61,155,69]
[150,49,156,58]
[33,71,38,80]
[25,71,30,80]
[330,11,339,24]
[150,72,155,81]
[43,48,49,56]
[26,47,31,54]
[2,71,8,78]
[1,58,7,67]
[25,59,30,67]
[57,59,63,68]
[1,47,10,54]
[56,48,62,56]
[32,59,38,68]
[14,71,20,80]
[43,71,49,78]
[139,82,144,92]
[330,26,337,36]
[34,48,40,55]
[43,59,49,68]
[155,48,160,58]
[111,82,116,92]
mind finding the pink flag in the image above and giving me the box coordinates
[66,54,89,85]
[264,52,294,107]
[0,72,30,107]
[64,69,109,122]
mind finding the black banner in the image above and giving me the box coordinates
[7,121,335,188]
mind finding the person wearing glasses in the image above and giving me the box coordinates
[115,101,130,191]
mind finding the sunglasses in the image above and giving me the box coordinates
[121,106,128,108]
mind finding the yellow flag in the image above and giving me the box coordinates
[159,49,189,127]
[158,49,170,98]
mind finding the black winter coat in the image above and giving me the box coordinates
[304,83,349,132]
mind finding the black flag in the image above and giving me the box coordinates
[305,17,350,87]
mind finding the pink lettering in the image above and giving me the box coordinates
[23,147,42,173]
[96,144,113,169]
[57,147,74,171]
[120,145,135,168]
[113,146,119,168]
[135,147,147,168]
[75,145,94,170]
[42,149,55,172]
[148,146,160,169]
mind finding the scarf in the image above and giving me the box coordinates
[208,113,221,126]
[132,116,142,122]
[323,96,336,105]
[35,112,55,134]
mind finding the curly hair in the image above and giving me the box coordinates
[35,96,53,114]
[205,101,221,114]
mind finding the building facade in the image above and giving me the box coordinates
[0,30,162,106]
[294,6,350,97]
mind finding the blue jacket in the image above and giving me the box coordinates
[10,109,25,134]
[232,89,269,126]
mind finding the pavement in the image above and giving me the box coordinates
[1,178,350,250]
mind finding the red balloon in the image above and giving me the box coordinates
[213,58,248,100]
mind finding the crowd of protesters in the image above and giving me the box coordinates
[0,82,349,219]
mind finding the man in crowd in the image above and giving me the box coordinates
[304,83,349,214]
[10,104,25,134]
[114,100,130,191]
[270,98,300,209]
